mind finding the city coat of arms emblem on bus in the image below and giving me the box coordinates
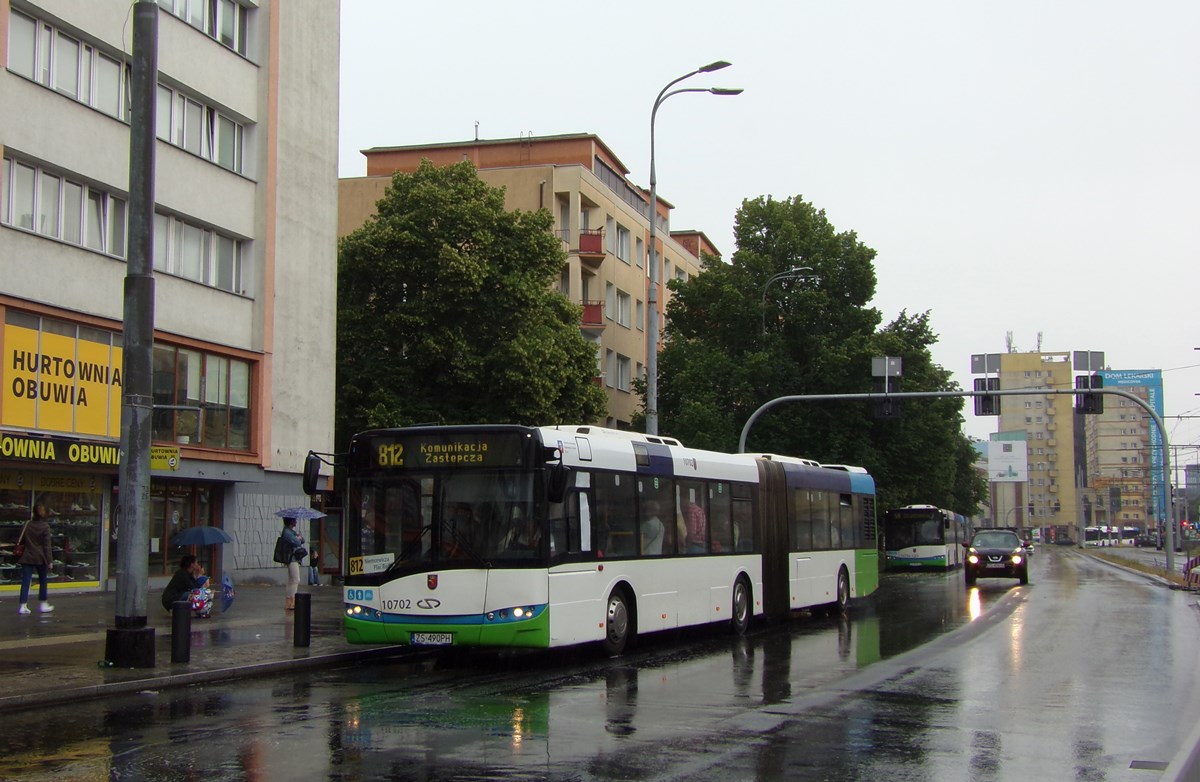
[427,574,438,590]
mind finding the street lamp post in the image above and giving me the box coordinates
[646,61,742,435]
[761,266,816,333]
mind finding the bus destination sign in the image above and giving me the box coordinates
[365,431,528,470]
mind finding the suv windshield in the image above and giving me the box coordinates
[973,531,1021,549]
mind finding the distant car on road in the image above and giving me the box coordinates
[964,529,1029,586]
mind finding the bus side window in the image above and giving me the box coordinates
[811,490,830,549]
[732,483,754,552]
[709,483,732,553]
[793,489,813,551]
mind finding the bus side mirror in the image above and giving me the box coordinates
[547,464,571,504]
[302,452,322,496]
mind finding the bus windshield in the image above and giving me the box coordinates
[350,468,542,573]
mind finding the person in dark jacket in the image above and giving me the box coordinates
[17,500,55,615]
[161,554,203,612]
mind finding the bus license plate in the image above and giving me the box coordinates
[411,632,453,646]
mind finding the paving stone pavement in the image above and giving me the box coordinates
[0,582,406,713]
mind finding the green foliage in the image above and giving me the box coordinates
[335,160,607,450]
[656,194,986,517]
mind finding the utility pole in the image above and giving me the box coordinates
[105,0,157,668]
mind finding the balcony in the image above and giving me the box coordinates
[577,229,606,271]
[580,300,605,335]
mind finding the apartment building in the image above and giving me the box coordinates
[338,133,721,429]
[0,0,339,592]
[1082,369,1164,530]
[989,351,1079,532]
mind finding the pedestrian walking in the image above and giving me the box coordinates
[17,499,55,615]
[281,517,306,610]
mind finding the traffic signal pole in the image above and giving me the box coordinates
[737,387,1179,573]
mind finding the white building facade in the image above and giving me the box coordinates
[0,0,338,592]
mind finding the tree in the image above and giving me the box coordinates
[335,160,607,449]
[652,194,986,516]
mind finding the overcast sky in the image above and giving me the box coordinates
[339,1,1200,460]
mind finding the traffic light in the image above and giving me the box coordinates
[974,377,1000,416]
[1075,373,1104,414]
[874,397,901,419]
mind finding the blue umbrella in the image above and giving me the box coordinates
[170,525,234,546]
[275,507,326,520]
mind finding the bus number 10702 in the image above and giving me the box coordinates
[381,599,411,611]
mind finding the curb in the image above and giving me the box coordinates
[0,644,411,714]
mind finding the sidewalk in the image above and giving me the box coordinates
[0,583,406,714]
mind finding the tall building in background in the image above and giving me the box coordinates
[0,0,339,592]
[991,352,1079,534]
[338,133,722,429]
[981,351,1165,542]
[1084,370,1164,531]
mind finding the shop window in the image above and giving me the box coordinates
[0,478,103,587]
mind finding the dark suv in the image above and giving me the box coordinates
[964,529,1029,585]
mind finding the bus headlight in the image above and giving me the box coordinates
[485,605,542,623]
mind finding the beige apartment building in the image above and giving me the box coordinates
[338,133,721,428]
[0,0,339,593]
[990,352,1079,532]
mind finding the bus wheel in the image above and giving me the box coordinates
[603,589,631,656]
[731,576,752,636]
[830,567,850,615]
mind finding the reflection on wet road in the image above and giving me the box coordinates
[0,547,1196,781]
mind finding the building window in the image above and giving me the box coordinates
[7,11,130,122]
[1,156,126,258]
[636,300,644,332]
[156,84,246,174]
[636,237,644,268]
[152,344,252,451]
[153,212,244,294]
[616,354,632,392]
[157,0,250,56]
[616,290,632,328]
[616,224,631,263]
[604,282,615,321]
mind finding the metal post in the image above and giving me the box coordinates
[294,592,311,647]
[106,0,158,669]
[171,602,191,663]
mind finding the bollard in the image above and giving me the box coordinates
[293,592,311,647]
[171,601,191,663]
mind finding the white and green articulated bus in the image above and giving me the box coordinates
[315,424,880,655]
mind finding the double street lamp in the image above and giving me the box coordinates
[645,61,742,435]
[761,266,817,333]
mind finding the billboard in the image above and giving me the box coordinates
[988,439,1028,483]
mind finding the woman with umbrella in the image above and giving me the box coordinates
[280,516,307,611]
[275,508,323,611]
[168,524,235,615]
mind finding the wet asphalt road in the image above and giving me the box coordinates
[0,546,1196,781]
